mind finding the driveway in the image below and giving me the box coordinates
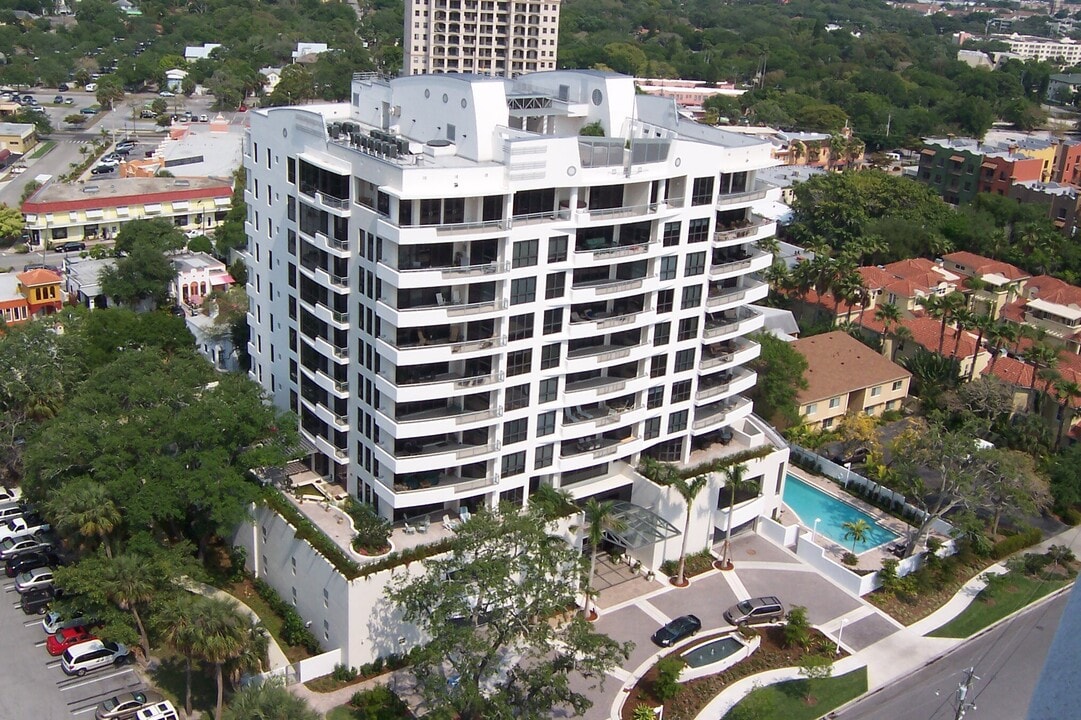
[648,575,739,631]
[738,566,862,625]
[593,604,661,673]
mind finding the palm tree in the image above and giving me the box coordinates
[968,313,994,381]
[1023,343,1059,401]
[100,553,157,660]
[888,324,913,362]
[46,480,122,558]
[949,307,976,359]
[223,678,320,720]
[154,594,201,718]
[874,303,902,358]
[1053,379,1081,446]
[667,473,710,586]
[841,519,871,553]
[225,617,270,690]
[987,321,1019,376]
[719,464,754,569]
[919,294,949,355]
[582,498,628,618]
[190,596,252,720]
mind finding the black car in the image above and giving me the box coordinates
[58,83,69,91]
[20,585,58,615]
[90,165,115,175]
[55,241,86,252]
[651,614,702,647]
[6,550,60,578]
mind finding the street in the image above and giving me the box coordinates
[835,590,1068,720]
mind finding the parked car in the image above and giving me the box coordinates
[116,139,136,149]
[133,700,178,720]
[827,447,870,466]
[0,514,51,542]
[140,108,156,118]
[0,502,30,523]
[65,97,74,105]
[53,95,64,104]
[96,691,166,720]
[158,90,174,97]
[5,549,59,578]
[14,566,55,593]
[47,626,98,655]
[54,241,86,252]
[98,156,120,166]
[650,614,702,647]
[724,596,786,625]
[62,640,130,676]
[0,485,21,504]
[58,83,69,91]
[0,534,54,561]
[44,609,92,634]
[84,83,98,92]
[21,585,58,615]
[91,165,115,175]
[81,105,100,115]
[198,114,209,122]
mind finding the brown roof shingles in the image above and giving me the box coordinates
[790,331,911,405]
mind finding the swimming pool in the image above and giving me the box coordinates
[782,475,900,552]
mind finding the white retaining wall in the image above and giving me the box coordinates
[294,649,344,682]
[758,516,798,548]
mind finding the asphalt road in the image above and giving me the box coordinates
[0,575,146,718]
[835,589,1068,720]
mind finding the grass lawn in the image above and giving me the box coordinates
[721,668,868,720]
[928,574,1071,638]
[325,686,410,719]
[28,140,55,159]
[222,578,313,662]
[326,707,355,720]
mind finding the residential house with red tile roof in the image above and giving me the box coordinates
[0,268,64,326]
[860,313,993,380]
[941,251,1029,319]
[1000,275,1081,354]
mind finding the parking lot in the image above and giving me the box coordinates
[1,577,147,717]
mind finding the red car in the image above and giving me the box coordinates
[46,626,97,656]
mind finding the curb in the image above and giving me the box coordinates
[826,582,1074,718]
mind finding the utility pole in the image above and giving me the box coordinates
[953,667,979,720]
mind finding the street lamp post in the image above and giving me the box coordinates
[812,517,821,544]
[836,618,847,655]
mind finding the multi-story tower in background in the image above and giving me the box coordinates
[404,0,561,77]
[243,71,790,557]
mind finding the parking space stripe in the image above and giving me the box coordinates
[34,640,46,647]
[67,679,142,706]
[59,667,134,692]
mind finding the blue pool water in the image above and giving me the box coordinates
[782,475,900,552]
[681,636,744,668]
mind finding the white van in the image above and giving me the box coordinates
[61,640,130,676]
[84,83,97,92]
[135,700,179,720]
[0,503,27,522]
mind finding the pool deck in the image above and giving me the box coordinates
[781,467,945,572]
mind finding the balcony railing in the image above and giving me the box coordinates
[710,249,769,276]
[703,308,760,338]
[434,218,507,234]
[581,202,658,220]
[706,288,746,308]
[714,215,771,243]
[716,187,768,205]
[508,208,571,226]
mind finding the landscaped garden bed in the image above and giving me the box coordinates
[722,667,868,720]
[326,687,413,719]
[929,546,1077,638]
[621,616,846,720]
[660,548,716,580]
[866,549,988,625]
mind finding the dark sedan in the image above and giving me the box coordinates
[651,613,702,647]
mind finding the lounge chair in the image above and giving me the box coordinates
[403,522,416,535]
[417,517,430,533]
[443,514,461,531]
[459,507,472,523]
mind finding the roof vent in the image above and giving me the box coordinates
[174,179,190,187]
[82,185,100,194]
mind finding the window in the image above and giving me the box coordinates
[548,235,568,262]
[685,251,706,276]
[677,317,699,341]
[501,451,526,477]
[510,277,536,305]
[828,397,841,409]
[506,383,530,410]
[822,417,835,429]
[543,308,563,334]
[691,176,715,205]
[671,380,691,403]
[503,418,528,445]
[674,348,695,372]
[660,256,677,281]
[545,272,565,299]
[805,402,818,415]
[513,239,539,268]
[870,385,882,397]
[540,344,560,370]
[687,218,710,243]
[644,417,661,440]
[538,377,558,403]
[681,285,702,309]
[892,380,904,391]
[650,354,668,379]
[662,221,681,247]
[656,289,674,314]
[537,410,556,436]
[653,321,671,346]
[647,386,664,409]
[535,444,554,469]
[509,313,534,342]
[668,410,688,433]
[507,350,532,376]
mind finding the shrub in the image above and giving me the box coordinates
[1060,507,1081,526]
[332,663,358,682]
[783,605,811,650]
[632,705,657,720]
[992,527,1043,559]
[349,686,409,718]
[652,657,685,702]
[251,577,322,653]
[842,551,858,566]
[346,499,392,554]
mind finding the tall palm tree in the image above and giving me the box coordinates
[949,307,976,359]
[888,324,913,363]
[968,313,994,381]
[874,303,902,358]
[225,617,270,690]
[719,463,755,569]
[582,498,627,618]
[987,321,1019,376]
[46,480,122,558]
[100,553,157,660]
[919,294,949,355]
[666,473,710,586]
[842,519,870,553]
[190,596,252,720]
[1053,379,1081,446]
[154,594,201,718]
[1023,343,1059,396]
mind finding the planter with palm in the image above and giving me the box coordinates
[718,463,754,570]
[582,498,627,620]
[667,473,710,586]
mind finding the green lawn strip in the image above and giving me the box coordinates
[325,707,355,720]
[721,667,868,720]
[149,648,217,716]
[222,580,311,663]
[28,140,55,159]
[928,574,1070,638]
[325,687,409,720]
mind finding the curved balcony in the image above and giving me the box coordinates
[569,276,650,303]
[703,307,764,341]
[557,435,640,472]
[695,368,757,404]
[375,334,503,367]
[301,365,350,399]
[374,438,501,475]
[701,338,760,371]
[692,396,753,431]
[715,186,769,207]
[576,202,659,223]
[560,399,642,440]
[708,248,772,280]
[572,240,654,263]
[385,403,501,436]
[565,340,651,374]
[299,297,350,329]
[712,215,774,247]
[706,277,769,311]
[374,369,503,403]
[376,296,506,328]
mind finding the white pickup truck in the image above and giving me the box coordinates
[0,515,50,542]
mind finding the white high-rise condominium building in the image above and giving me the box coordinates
[244,70,790,562]
[404,0,561,77]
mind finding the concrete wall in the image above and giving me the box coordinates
[295,649,343,682]
[758,516,798,548]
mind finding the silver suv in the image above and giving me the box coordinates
[724,596,785,625]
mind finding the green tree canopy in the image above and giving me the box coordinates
[749,332,808,426]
